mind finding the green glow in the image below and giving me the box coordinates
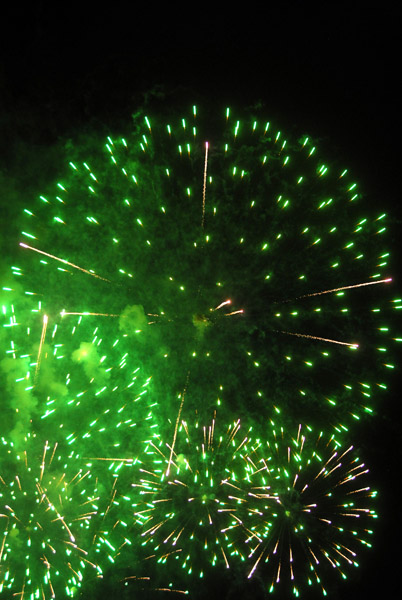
[2,105,394,598]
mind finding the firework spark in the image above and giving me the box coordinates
[245,423,377,597]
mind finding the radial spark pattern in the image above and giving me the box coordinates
[14,106,399,429]
[245,423,378,597]
[2,104,397,597]
[0,436,102,599]
[132,413,265,578]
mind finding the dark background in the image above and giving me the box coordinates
[1,2,401,599]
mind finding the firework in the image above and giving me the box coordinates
[245,422,377,597]
[132,411,267,578]
[0,435,102,599]
[0,287,161,593]
[14,106,399,428]
[3,105,397,598]
[0,293,158,465]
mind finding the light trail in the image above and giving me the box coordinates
[60,310,120,317]
[20,242,110,282]
[166,372,190,477]
[123,576,188,595]
[214,300,231,311]
[213,299,244,316]
[279,330,359,347]
[293,277,392,301]
[39,442,48,483]
[201,141,209,229]
[34,313,48,384]
[82,457,135,463]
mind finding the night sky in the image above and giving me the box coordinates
[1,3,401,599]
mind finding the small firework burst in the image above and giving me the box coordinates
[0,436,102,598]
[246,422,377,596]
[132,412,265,578]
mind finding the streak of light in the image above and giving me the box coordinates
[123,576,188,594]
[0,528,7,561]
[60,310,120,317]
[49,443,58,467]
[213,299,244,316]
[279,330,359,348]
[166,372,190,477]
[293,277,392,301]
[39,442,48,483]
[214,300,231,311]
[34,313,48,384]
[82,457,135,463]
[202,142,209,229]
[248,548,265,578]
[20,243,110,282]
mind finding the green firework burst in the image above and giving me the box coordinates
[132,412,265,578]
[245,422,377,597]
[0,436,102,599]
[1,293,158,464]
[14,105,399,429]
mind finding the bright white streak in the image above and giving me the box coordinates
[39,442,49,483]
[248,549,265,579]
[213,300,244,316]
[279,330,358,348]
[295,277,392,300]
[83,457,134,463]
[60,310,119,317]
[20,242,110,282]
[166,373,190,477]
[201,142,209,229]
[214,300,231,311]
[35,313,48,383]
